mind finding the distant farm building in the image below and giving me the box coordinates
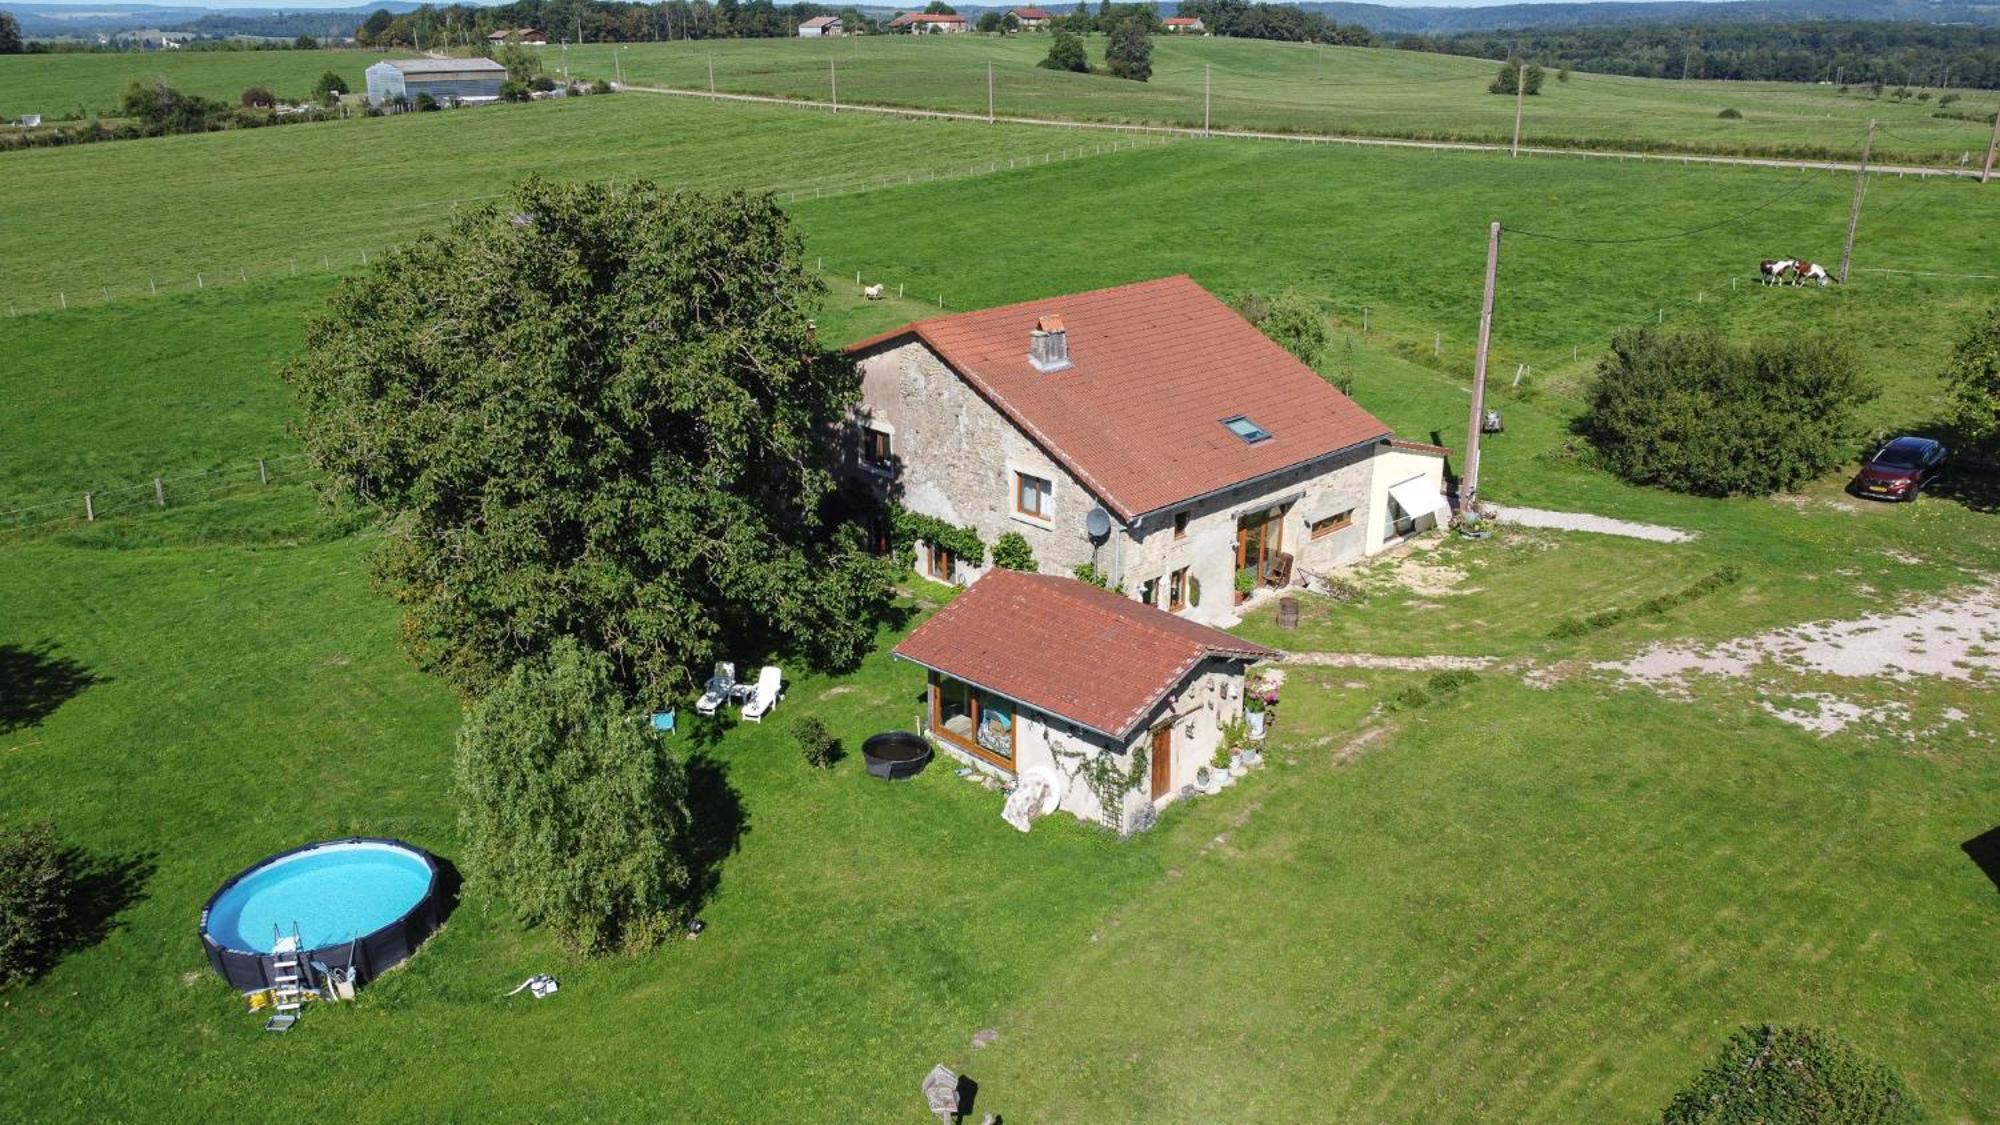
[797,15,843,37]
[365,57,509,107]
[485,28,549,45]
[889,13,969,33]
[1162,17,1206,33]
[1010,7,1053,29]
[116,29,195,49]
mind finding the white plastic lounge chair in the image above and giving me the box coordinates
[694,662,738,717]
[740,665,782,723]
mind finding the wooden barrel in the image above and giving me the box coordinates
[1276,595,1300,630]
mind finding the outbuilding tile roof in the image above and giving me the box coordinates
[385,57,508,75]
[846,276,1391,522]
[893,570,1277,741]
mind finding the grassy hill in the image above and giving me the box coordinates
[572,35,2000,166]
[0,47,403,119]
[2,90,1998,1121]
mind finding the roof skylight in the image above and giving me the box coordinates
[1221,415,1272,444]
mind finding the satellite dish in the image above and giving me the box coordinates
[1085,506,1111,540]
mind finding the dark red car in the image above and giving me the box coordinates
[1850,436,1947,502]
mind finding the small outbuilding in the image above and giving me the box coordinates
[365,57,509,107]
[798,15,843,37]
[1162,16,1206,33]
[893,569,1276,831]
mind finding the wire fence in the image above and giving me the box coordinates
[0,453,313,538]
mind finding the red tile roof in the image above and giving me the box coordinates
[846,276,1392,522]
[1163,16,1202,25]
[893,570,1277,741]
[889,11,967,24]
[1011,7,1054,17]
[799,15,840,26]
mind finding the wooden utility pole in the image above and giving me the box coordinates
[1204,64,1211,138]
[708,54,715,93]
[987,61,994,124]
[830,58,837,112]
[1510,64,1526,157]
[1460,221,1502,514]
[1839,119,1876,285]
[1983,108,2000,184]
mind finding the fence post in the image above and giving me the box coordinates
[84,493,94,522]
[1433,331,1440,357]
[1362,306,1369,333]
[197,274,204,289]
[259,458,269,484]
[59,291,66,309]
[101,287,109,303]
[150,278,157,295]
[154,478,165,507]
[239,267,247,282]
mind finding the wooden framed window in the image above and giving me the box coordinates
[926,543,954,581]
[1173,511,1189,539]
[930,673,1016,769]
[861,427,893,470]
[1169,566,1188,612]
[1140,577,1160,607]
[1014,471,1054,520]
[1310,509,1354,539]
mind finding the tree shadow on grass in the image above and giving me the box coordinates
[1962,827,2000,896]
[8,845,158,984]
[681,752,748,914]
[0,642,101,735]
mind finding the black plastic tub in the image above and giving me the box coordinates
[862,731,933,781]
[198,837,445,992]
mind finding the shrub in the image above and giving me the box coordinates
[312,70,349,105]
[497,82,528,104]
[528,74,557,93]
[0,823,70,987]
[791,715,841,770]
[1717,106,1741,119]
[1489,58,1545,96]
[455,638,693,955]
[991,530,1037,572]
[1072,561,1123,592]
[1663,1025,1923,1124]
[1426,669,1478,694]
[240,86,276,109]
[1583,328,1876,496]
[589,78,613,95]
[1556,66,1570,83]
[1943,300,2000,457]
[1939,92,1960,107]
[1040,29,1089,73]
[414,91,440,111]
[1105,20,1153,82]
[1232,289,1328,369]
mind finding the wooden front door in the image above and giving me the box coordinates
[1149,724,1172,800]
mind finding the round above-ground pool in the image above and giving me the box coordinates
[862,731,933,781]
[200,837,444,992]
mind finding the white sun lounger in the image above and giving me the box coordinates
[740,665,782,723]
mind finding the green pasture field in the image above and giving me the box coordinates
[3,92,1997,1120]
[570,34,2000,167]
[0,47,403,120]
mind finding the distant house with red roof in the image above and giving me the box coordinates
[1009,6,1054,28]
[894,568,1276,827]
[843,276,1449,628]
[1162,16,1205,32]
[888,12,970,33]
[797,14,843,36]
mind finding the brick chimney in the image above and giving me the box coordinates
[1028,314,1071,373]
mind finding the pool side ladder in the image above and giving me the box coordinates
[265,924,306,1033]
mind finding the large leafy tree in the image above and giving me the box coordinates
[1040,29,1090,73]
[285,180,889,706]
[0,13,23,55]
[1663,1025,1922,1124]
[0,823,69,986]
[1943,299,2000,457]
[1584,328,1875,497]
[456,638,692,954]
[1105,19,1153,81]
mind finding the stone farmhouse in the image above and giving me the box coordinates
[843,275,1450,628]
[1009,7,1054,29]
[887,12,970,33]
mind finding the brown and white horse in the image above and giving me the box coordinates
[1792,261,1833,287]
[1759,258,1797,285]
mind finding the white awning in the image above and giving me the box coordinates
[1387,476,1447,520]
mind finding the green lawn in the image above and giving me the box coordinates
[4,90,1998,1121]
[574,35,2000,166]
[0,47,404,120]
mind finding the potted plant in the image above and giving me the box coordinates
[1194,764,1215,793]
[1210,743,1236,788]
[1234,568,1256,604]
[1245,694,1266,739]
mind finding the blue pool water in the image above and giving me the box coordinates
[204,841,434,953]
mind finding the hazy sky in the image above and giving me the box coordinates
[50,0,1751,10]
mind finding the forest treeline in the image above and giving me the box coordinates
[1399,21,2000,90]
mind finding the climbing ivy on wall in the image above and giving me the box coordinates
[1053,742,1149,835]
[887,503,985,573]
